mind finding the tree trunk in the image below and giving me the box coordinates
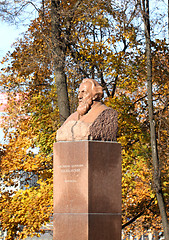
[51,0,70,125]
[141,0,169,239]
[168,0,169,43]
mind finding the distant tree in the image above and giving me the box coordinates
[168,0,169,42]
[138,0,169,239]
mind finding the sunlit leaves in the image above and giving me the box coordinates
[0,0,168,238]
[0,180,53,240]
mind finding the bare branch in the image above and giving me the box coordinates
[122,198,155,229]
[14,1,40,16]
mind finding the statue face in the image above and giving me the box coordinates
[78,82,92,103]
[77,82,93,116]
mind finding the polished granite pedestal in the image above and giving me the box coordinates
[53,141,121,240]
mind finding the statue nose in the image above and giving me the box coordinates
[78,93,82,99]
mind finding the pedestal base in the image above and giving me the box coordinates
[53,141,121,240]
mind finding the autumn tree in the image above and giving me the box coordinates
[138,0,169,238]
[0,3,56,238]
[0,0,168,239]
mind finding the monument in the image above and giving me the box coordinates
[53,79,121,239]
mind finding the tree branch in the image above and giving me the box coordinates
[122,198,155,229]
[14,1,40,16]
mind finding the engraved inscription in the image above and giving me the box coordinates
[61,168,80,173]
[57,164,84,183]
[65,180,77,183]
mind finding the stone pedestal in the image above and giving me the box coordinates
[53,141,121,240]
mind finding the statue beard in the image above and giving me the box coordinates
[77,98,93,116]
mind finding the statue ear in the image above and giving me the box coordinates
[92,94,98,101]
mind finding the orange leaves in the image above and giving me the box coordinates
[105,94,159,234]
[0,0,168,238]
[0,45,57,238]
[104,36,169,235]
[0,181,53,239]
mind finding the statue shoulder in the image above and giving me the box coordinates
[89,108,118,141]
[63,111,79,125]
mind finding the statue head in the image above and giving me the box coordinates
[77,79,103,116]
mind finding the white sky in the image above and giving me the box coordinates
[0,22,27,143]
[0,3,38,143]
[0,0,39,62]
[0,22,26,61]
[0,23,23,143]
